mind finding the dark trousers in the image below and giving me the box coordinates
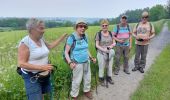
[115,46,129,71]
[134,44,148,69]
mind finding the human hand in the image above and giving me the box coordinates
[69,62,76,70]
[118,39,125,43]
[40,64,53,71]
[90,57,96,63]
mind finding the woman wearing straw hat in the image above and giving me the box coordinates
[64,19,96,100]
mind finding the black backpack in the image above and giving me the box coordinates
[95,30,113,50]
[63,34,88,63]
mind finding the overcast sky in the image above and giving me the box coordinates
[0,0,167,18]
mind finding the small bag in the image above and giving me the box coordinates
[16,67,22,75]
[37,71,50,79]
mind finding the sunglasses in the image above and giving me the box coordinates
[77,24,88,29]
[142,16,149,19]
[122,17,127,19]
[102,25,108,27]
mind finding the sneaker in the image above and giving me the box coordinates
[139,67,144,73]
[107,77,114,84]
[71,97,78,100]
[114,70,119,75]
[124,69,130,74]
[132,67,138,71]
[84,91,93,99]
[99,77,105,86]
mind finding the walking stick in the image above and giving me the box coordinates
[67,69,73,99]
[105,48,110,88]
[93,63,98,94]
[50,64,57,100]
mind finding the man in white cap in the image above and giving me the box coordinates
[64,18,96,100]
[132,11,155,73]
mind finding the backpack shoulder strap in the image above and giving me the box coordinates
[95,31,102,42]
[82,34,88,43]
[149,22,152,33]
[136,23,139,29]
[108,31,113,38]
[135,23,140,34]
[69,34,76,50]
[127,24,130,32]
[116,24,120,35]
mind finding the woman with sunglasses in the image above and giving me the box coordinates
[64,19,96,100]
[95,19,115,86]
[132,11,155,73]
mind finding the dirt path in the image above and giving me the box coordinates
[81,24,170,100]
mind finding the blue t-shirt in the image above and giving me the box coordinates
[113,25,130,46]
[67,32,89,63]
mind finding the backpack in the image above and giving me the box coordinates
[135,22,152,41]
[135,22,152,34]
[115,24,130,37]
[63,34,88,63]
[95,30,113,50]
[114,24,131,44]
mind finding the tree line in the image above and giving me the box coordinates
[0,2,170,31]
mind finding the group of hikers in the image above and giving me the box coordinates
[17,11,155,100]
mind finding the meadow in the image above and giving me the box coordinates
[0,19,166,99]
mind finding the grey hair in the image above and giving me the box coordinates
[26,18,44,33]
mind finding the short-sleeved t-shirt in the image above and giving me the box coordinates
[19,35,49,73]
[95,32,113,52]
[113,25,131,46]
[66,32,89,63]
[133,22,155,45]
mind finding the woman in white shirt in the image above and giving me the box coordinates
[17,18,67,100]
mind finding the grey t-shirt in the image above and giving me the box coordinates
[95,32,113,50]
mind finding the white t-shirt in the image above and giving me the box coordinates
[19,35,49,73]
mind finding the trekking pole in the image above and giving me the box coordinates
[105,58,109,88]
[93,62,98,94]
[67,69,73,99]
[50,64,58,100]
[105,48,110,88]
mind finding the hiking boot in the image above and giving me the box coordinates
[84,91,93,99]
[71,97,78,100]
[132,67,138,71]
[114,70,119,75]
[139,67,144,73]
[107,76,114,84]
[99,77,105,86]
[124,69,130,74]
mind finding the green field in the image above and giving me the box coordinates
[0,19,166,99]
[131,44,170,100]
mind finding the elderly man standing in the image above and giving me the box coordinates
[132,11,155,73]
[113,15,132,75]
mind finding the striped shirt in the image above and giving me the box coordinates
[113,25,131,46]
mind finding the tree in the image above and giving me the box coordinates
[167,0,170,18]
[149,5,167,21]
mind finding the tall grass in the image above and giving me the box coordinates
[0,19,166,99]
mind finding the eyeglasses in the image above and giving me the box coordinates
[102,25,108,27]
[142,16,149,19]
[77,24,88,29]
